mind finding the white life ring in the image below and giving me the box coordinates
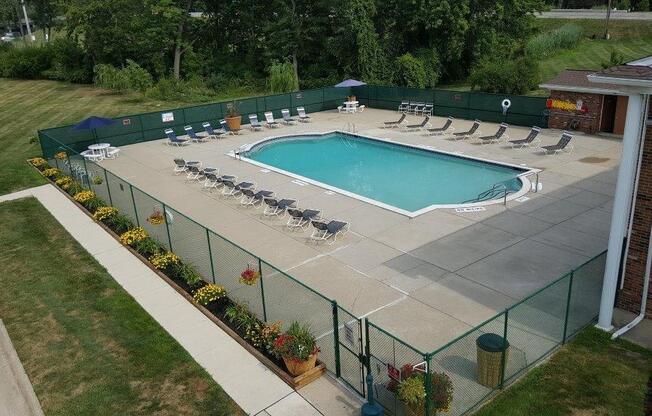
[501,99,511,114]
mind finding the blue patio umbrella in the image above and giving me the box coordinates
[72,116,116,143]
[334,79,366,87]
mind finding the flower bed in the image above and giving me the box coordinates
[27,157,325,389]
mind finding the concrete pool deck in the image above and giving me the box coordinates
[99,108,619,353]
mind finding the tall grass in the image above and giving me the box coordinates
[526,24,584,59]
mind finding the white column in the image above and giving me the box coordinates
[597,93,646,330]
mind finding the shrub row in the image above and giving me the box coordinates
[525,24,584,59]
[0,39,92,83]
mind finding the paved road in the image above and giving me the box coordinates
[537,9,652,20]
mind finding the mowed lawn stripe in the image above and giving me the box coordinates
[0,197,244,415]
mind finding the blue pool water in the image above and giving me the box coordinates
[244,133,525,213]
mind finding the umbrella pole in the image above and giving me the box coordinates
[93,128,98,144]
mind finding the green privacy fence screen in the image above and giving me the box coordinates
[38,86,352,158]
[39,85,548,159]
[366,251,606,416]
[42,133,366,397]
[352,85,549,128]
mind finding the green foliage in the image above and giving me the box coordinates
[634,0,650,10]
[394,53,427,88]
[0,46,53,79]
[41,38,92,83]
[602,48,626,68]
[397,376,426,405]
[415,48,442,88]
[526,24,583,59]
[171,262,202,288]
[144,76,221,102]
[268,61,298,93]
[469,56,540,95]
[273,321,318,361]
[94,60,153,92]
[132,237,163,258]
[104,213,135,235]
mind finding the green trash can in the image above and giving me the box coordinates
[476,333,509,388]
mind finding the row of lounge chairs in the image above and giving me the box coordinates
[172,159,350,244]
[398,101,433,116]
[383,115,574,155]
[164,107,313,146]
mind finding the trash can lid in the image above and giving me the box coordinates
[476,333,509,352]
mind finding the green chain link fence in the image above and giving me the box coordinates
[38,85,549,159]
[42,133,367,396]
[366,251,606,416]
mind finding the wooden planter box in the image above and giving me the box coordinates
[30,163,325,390]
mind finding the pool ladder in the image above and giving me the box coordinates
[464,182,512,205]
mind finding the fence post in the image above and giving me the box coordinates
[81,157,90,189]
[364,318,371,374]
[499,309,509,389]
[103,169,113,206]
[129,184,139,227]
[562,271,575,344]
[424,353,433,416]
[332,300,341,378]
[162,203,173,251]
[206,228,216,284]
[258,258,268,322]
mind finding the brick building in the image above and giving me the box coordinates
[590,60,652,331]
[540,69,628,135]
[618,102,652,318]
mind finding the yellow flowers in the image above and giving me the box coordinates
[73,190,95,204]
[119,227,148,245]
[43,168,61,178]
[193,284,227,305]
[54,151,67,160]
[149,251,180,270]
[28,157,48,168]
[55,176,73,190]
[93,206,118,221]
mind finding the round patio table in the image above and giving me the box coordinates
[88,143,110,158]
[343,101,359,113]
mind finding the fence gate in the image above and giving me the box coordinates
[335,306,366,396]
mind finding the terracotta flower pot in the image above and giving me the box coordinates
[283,353,318,376]
[225,115,241,131]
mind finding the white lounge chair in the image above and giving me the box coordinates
[248,114,264,131]
[264,112,281,128]
[281,109,298,125]
[297,107,311,122]
[165,129,191,146]
[173,158,200,175]
[286,208,321,229]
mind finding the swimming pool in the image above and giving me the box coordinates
[240,132,533,216]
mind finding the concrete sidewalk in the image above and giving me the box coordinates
[0,320,44,416]
[0,185,361,415]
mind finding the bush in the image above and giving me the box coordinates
[104,213,134,235]
[415,48,442,88]
[469,56,540,94]
[393,53,427,88]
[144,76,220,102]
[273,322,319,361]
[526,24,583,59]
[193,284,227,305]
[41,38,92,83]
[268,61,298,93]
[94,59,153,92]
[0,46,53,79]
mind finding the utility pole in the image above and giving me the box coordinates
[604,0,612,40]
[20,0,34,41]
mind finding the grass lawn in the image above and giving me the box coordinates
[535,19,652,82]
[0,197,244,415]
[476,327,652,416]
[0,78,262,195]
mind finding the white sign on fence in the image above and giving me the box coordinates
[161,112,174,123]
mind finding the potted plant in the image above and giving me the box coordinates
[239,264,260,286]
[273,322,320,376]
[397,367,453,416]
[147,208,165,225]
[225,101,241,131]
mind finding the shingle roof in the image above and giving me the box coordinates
[596,64,652,81]
[540,69,622,93]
